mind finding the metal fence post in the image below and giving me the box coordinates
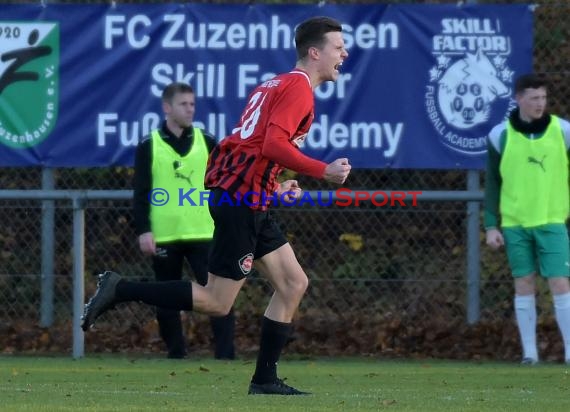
[467,0,482,327]
[72,196,85,359]
[40,168,55,327]
[466,170,481,324]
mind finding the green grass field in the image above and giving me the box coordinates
[1,356,569,411]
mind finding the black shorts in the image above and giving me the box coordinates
[208,188,287,280]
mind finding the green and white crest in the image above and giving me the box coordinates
[0,22,59,148]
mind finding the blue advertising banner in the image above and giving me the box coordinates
[0,4,533,168]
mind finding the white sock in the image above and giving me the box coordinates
[514,295,538,361]
[553,292,570,362]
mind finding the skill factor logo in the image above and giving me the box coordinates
[0,23,59,148]
[425,18,514,155]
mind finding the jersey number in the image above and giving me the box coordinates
[240,91,266,140]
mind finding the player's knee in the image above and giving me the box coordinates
[287,274,309,298]
[549,277,570,295]
[209,301,233,317]
[515,274,536,295]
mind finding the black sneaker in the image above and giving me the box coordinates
[248,378,310,395]
[80,271,122,331]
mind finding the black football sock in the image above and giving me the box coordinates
[115,280,193,311]
[211,308,236,360]
[251,317,292,384]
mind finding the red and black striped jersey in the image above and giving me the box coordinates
[205,69,326,210]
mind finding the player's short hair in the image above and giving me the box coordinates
[515,74,548,94]
[162,82,194,104]
[295,16,343,60]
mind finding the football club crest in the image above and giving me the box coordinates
[0,22,59,148]
[238,253,254,275]
[425,18,516,155]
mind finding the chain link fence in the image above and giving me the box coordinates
[1,0,569,360]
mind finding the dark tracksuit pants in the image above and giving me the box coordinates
[153,240,236,359]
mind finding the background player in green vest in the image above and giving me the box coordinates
[485,74,570,365]
[133,82,235,359]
